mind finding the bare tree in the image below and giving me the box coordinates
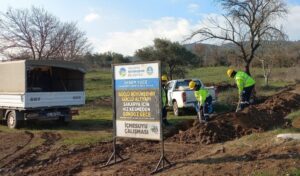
[256,41,284,86]
[0,6,90,60]
[260,59,272,86]
[188,0,287,75]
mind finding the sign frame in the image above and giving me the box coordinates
[102,61,171,173]
[113,61,162,141]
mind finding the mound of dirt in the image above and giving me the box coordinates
[171,87,300,144]
[292,118,300,128]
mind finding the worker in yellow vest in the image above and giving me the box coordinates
[161,74,169,126]
[189,81,213,123]
[227,69,256,111]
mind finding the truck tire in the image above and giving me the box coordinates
[173,101,182,116]
[6,110,24,129]
[57,114,72,126]
[56,117,68,126]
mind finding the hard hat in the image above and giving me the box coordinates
[161,74,168,81]
[189,81,196,89]
[227,69,234,78]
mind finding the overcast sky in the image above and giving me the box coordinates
[1,0,300,56]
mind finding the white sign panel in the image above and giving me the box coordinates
[113,62,161,140]
[116,121,161,140]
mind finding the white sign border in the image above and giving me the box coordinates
[112,61,162,141]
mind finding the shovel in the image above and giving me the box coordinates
[235,99,241,112]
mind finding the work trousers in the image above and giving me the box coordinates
[240,85,255,109]
[162,106,167,120]
[195,95,213,116]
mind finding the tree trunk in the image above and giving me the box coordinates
[265,76,269,87]
[244,62,251,76]
[168,64,175,80]
[168,71,172,80]
[31,48,36,60]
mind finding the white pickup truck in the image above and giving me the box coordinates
[165,79,217,116]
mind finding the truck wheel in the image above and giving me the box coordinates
[7,111,23,129]
[57,115,71,126]
[173,101,182,116]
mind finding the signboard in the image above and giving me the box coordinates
[113,62,161,140]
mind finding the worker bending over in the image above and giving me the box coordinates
[227,69,256,111]
[189,81,213,123]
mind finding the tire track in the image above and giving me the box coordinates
[0,132,61,175]
[0,131,34,163]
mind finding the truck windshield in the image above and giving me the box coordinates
[26,66,84,92]
[174,80,201,91]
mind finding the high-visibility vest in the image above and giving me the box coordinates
[161,87,167,107]
[194,88,209,105]
[234,71,256,94]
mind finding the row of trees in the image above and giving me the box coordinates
[82,39,199,79]
[190,41,300,68]
[82,37,299,86]
[83,52,130,69]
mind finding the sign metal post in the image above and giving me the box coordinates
[101,66,126,167]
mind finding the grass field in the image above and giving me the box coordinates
[75,66,299,142]
[85,70,112,101]
[84,66,296,104]
[188,66,296,96]
[0,66,298,145]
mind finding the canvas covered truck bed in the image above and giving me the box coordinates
[0,60,85,109]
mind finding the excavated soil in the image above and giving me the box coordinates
[171,87,300,144]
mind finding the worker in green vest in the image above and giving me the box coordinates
[227,69,256,111]
[161,74,169,126]
[189,81,213,123]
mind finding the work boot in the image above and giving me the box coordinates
[204,115,209,122]
[238,101,250,111]
[199,119,207,124]
[242,102,250,109]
